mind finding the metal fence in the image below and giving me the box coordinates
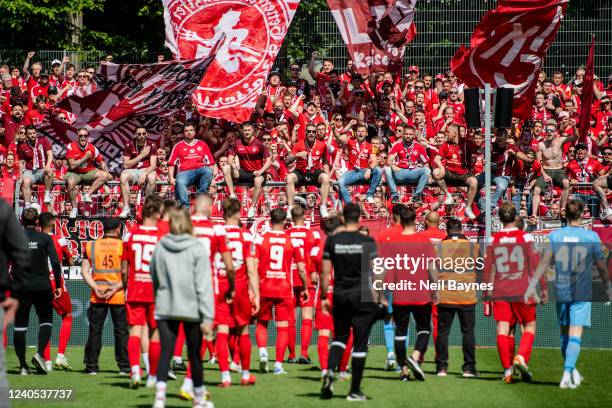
[278,0,612,77]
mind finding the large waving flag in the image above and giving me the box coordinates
[578,35,595,143]
[451,0,568,119]
[163,0,300,123]
[39,57,216,173]
[327,0,417,74]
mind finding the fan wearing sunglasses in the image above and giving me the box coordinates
[593,147,612,220]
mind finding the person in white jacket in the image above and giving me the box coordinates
[150,207,214,408]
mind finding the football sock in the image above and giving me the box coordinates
[394,334,408,367]
[43,342,51,362]
[232,338,241,365]
[155,381,167,400]
[181,377,193,392]
[221,370,231,383]
[340,332,354,372]
[239,333,252,371]
[496,334,511,369]
[318,335,329,370]
[242,370,250,380]
[255,321,268,349]
[508,336,515,359]
[216,332,230,373]
[564,336,581,372]
[58,314,72,355]
[149,341,161,377]
[328,341,345,373]
[350,353,366,395]
[300,319,313,358]
[384,320,395,355]
[14,329,27,368]
[204,339,215,360]
[38,323,52,357]
[518,331,535,363]
[128,336,141,370]
[287,319,296,359]
[173,324,185,361]
[228,334,236,357]
[185,362,192,379]
[275,326,289,363]
[560,334,569,360]
[142,352,150,374]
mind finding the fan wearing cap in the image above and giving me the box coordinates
[49,57,68,88]
[28,69,50,109]
[24,94,48,126]
[566,143,604,186]
[288,62,310,97]
[74,68,97,98]
[81,217,130,375]
[265,70,285,105]
[285,80,305,113]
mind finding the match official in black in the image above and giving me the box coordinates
[320,203,384,401]
[14,207,63,375]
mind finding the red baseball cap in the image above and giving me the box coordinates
[435,73,445,80]
[409,65,419,73]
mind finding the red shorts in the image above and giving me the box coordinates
[293,286,315,308]
[258,297,293,322]
[215,282,251,327]
[493,301,536,325]
[52,290,72,316]
[126,302,157,328]
[315,288,334,331]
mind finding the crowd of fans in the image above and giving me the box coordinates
[1,51,612,222]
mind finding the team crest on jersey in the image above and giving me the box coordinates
[190,148,195,153]
[197,146,203,151]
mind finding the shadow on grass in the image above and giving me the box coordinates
[294,375,324,382]
[295,392,347,400]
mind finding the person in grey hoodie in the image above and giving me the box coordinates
[150,207,214,408]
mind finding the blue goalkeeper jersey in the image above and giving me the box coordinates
[547,226,604,302]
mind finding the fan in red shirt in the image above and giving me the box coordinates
[566,143,605,184]
[593,146,612,220]
[308,51,334,98]
[2,104,26,147]
[121,195,164,388]
[167,122,215,208]
[39,212,76,371]
[17,125,54,207]
[286,123,330,218]
[211,198,259,387]
[65,128,111,218]
[24,95,47,126]
[433,124,479,219]
[384,125,431,203]
[249,208,307,375]
[221,122,271,219]
[483,203,548,384]
[285,205,321,364]
[119,127,158,218]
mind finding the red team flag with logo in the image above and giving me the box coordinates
[38,57,216,172]
[451,0,568,119]
[163,0,301,123]
[578,35,596,143]
[327,0,417,74]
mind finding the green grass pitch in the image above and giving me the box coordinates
[5,346,612,407]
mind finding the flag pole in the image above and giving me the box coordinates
[484,83,492,242]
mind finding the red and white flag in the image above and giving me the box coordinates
[163,0,300,123]
[327,0,417,74]
[578,35,595,143]
[451,0,568,119]
[39,57,215,173]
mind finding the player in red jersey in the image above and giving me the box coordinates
[121,195,164,389]
[39,212,76,371]
[179,194,235,400]
[214,198,260,387]
[483,203,548,384]
[286,205,321,364]
[249,208,308,375]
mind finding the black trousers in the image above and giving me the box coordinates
[435,304,476,372]
[156,320,203,386]
[331,288,378,355]
[393,303,432,366]
[14,290,53,367]
[83,303,129,372]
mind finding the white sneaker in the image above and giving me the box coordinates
[119,206,131,219]
[54,354,72,371]
[83,193,92,203]
[193,400,214,408]
[338,371,351,381]
[560,371,576,389]
[20,367,30,376]
[465,207,476,220]
[69,207,78,219]
[444,192,454,205]
[152,398,165,408]
[146,375,156,388]
[320,205,329,218]
[45,360,53,372]
[44,191,52,204]
[208,356,217,365]
[247,207,256,218]
[230,361,242,373]
[131,372,142,389]
[571,369,583,387]
[259,356,269,373]
[167,369,177,380]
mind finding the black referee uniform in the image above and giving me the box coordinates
[13,224,62,373]
[321,229,379,400]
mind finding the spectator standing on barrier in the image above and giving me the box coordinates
[81,218,130,375]
[168,122,215,208]
[119,127,158,218]
[222,122,271,218]
[13,207,62,375]
[17,125,54,207]
[150,207,214,408]
[336,123,382,204]
[434,218,479,378]
[0,200,29,385]
[65,128,112,219]
[384,125,431,204]
[320,203,384,401]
